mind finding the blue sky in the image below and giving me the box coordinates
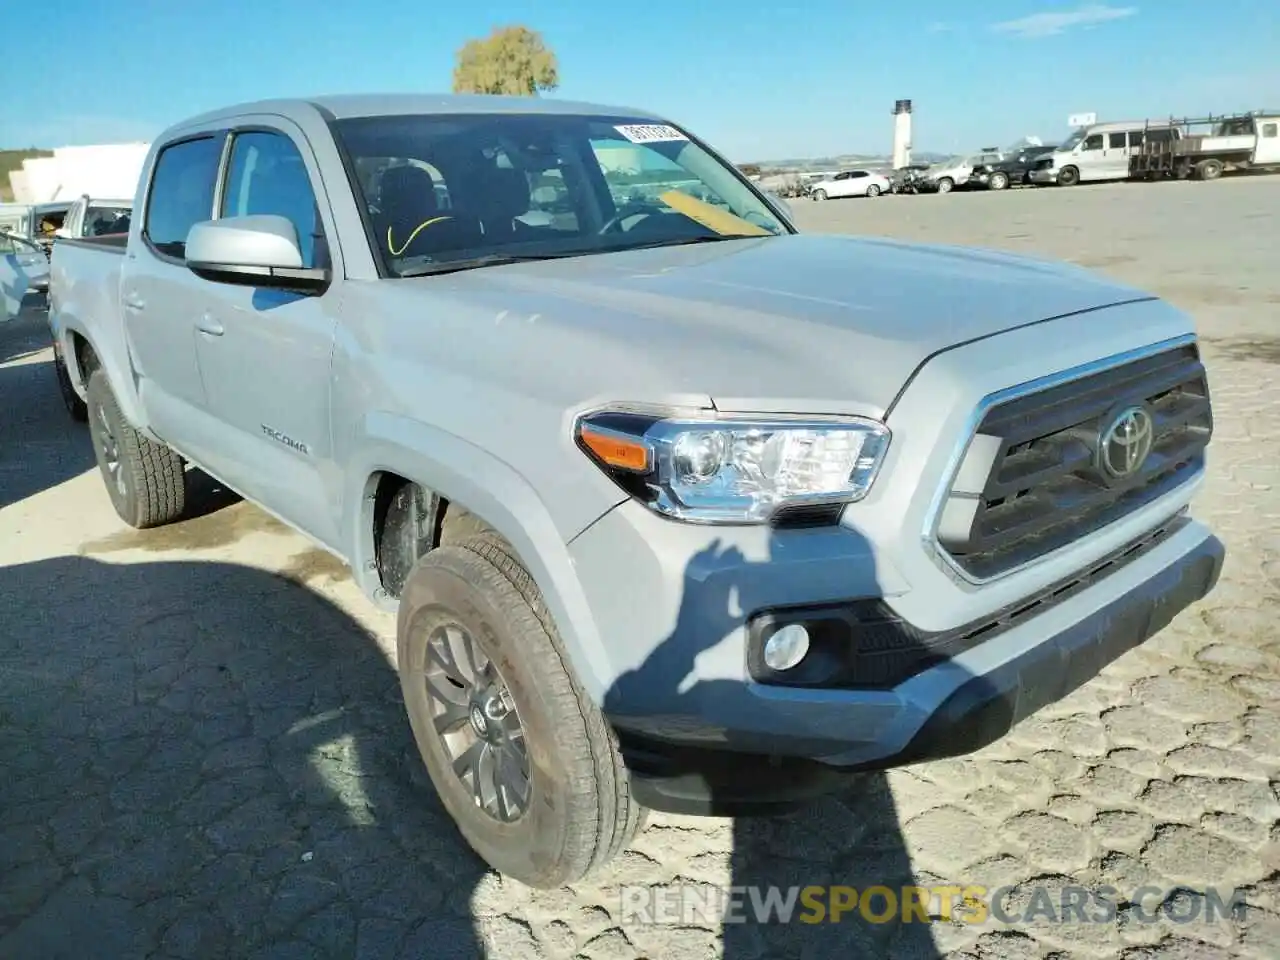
[2,1,1275,161]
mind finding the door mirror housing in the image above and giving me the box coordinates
[185,215,328,294]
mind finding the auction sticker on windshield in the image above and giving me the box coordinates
[614,124,689,144]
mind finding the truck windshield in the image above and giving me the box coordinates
[330,113,788,277]
[1058,129,1087,152]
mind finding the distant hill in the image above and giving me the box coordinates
[0,148,53,202]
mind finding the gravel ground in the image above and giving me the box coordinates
[1,175,1277,960]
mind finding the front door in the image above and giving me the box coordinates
[0,232,46,321]
[1255,119,1280,165]
[191,121,342,548]
[1075,132,1106,180]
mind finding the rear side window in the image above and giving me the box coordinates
[145,136,224,259]
[1264,123,1278,138]
[220,130,324,268]
[1109,132,1126,149]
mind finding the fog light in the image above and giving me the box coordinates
[763,623,810,671]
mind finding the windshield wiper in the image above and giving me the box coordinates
[398,252,582,278]
[613,233,772,253]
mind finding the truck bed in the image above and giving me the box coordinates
[48,231,128,393]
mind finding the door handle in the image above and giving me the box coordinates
[196,314,224,336]
[123,293,145,311]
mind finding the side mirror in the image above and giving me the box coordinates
[185,215,328,294]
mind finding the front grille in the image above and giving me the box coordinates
[935,343,1211,580]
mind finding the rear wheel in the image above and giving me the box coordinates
[1195,158,1224,181]
[866,184,882,197]
[85,368,186,528]
[988,171,1010,191]
[52,342,87,422]
[1057,165,1080,186]
[936,177,954,194]
[397,535,647,888]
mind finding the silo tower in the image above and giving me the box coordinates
[892,99,913,169]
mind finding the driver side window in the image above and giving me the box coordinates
[220,130,326,269]
[1082,134,1104,151]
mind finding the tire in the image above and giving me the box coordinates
[1195,158,1224,181]
[397,536,646,888]
[866,184,881,197]
[85,368,186,528]
[812,189,827,201]
[936,177,954,194]
[440,507,495,544]
[1057,165,1080,187]
[989,171,1010,191]
[52,342,87,422]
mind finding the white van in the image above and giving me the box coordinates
[1028,121,1179,186]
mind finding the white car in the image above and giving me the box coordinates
[809,169,890,200]
[1,230,49,322]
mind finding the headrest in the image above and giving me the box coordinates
[379,165,438,216]
[475,166,530,220]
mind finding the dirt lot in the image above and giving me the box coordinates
[2,177,1278,960]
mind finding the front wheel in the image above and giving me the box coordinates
[812,189,827,201]
[397,536,647,888]
[1057,165,1080,186]
[85,368,186,528]
[988,171,1010,191]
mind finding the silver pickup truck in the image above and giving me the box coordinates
[49,94,1224,889]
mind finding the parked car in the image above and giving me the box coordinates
[0,201,74,257]
[808,169,891,200]
[1,230,50,321]
[917,150,1005,193]
[969,145,1058,190]
[49,93,1224,889]
[1029,120,1180,186]
[55,194,134,239]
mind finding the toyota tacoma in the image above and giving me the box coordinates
[48,94,1224,888]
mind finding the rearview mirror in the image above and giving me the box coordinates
[185,215,328,294]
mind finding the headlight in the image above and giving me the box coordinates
[575,409,890,524]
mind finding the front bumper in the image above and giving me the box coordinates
[1028,168,1057,184]
[607,519,1222,814]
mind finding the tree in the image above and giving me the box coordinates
[737,164,762,177]
[452,26,559,97]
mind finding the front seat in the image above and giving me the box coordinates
[473,166,540,241]
[376,165,479,260]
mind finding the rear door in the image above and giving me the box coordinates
[120,133,227,436]
[190,120,342,546]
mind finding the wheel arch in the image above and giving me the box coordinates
[345,412,618,705]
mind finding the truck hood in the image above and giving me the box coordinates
[372,233,1153,416]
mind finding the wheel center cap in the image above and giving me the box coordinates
[469,704,487,736]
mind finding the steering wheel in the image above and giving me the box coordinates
[598,202,660,235]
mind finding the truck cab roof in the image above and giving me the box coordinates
[162,93,666,140]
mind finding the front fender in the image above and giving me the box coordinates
[345,411,622,706]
